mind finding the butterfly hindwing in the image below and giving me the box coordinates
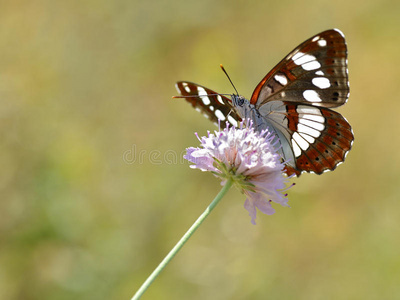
[251,29,349,109]
[281,103,353,176]
[175,81,241,127]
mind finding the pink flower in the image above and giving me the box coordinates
[184,120,292,224]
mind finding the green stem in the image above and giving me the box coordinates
[131,178,234,300]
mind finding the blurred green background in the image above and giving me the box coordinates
[1,0,399,299]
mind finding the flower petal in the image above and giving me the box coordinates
[254,197,275,215]
[184,148,218,172]
[244,198,257,225]
[244,192,276,224]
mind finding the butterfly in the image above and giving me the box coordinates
[174,29,354,176]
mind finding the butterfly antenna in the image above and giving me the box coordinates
[172,93,231,99]
[220,64,239,95]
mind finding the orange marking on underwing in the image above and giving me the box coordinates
[286,104,298,131]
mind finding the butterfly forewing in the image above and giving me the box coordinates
[175,81,241,127]
[251,29,349,109]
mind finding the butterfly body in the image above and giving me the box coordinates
[175,29,354,176]
[231,95,298,171]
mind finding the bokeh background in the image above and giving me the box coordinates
[1,1,399,299]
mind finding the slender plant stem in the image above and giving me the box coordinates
[131,178,234,300]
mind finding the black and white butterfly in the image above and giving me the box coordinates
[175,29,354,176]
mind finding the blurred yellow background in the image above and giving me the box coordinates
[1,0,399,299]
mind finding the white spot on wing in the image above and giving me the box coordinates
[292,52,304,61]
[293,53,317,65]
[196,86,211,105]
[312,36,319,42]
[197,86,206,94]
[201,97,210,105]
[299,118,325,131]
[228,115,238,127]
[292,132,310,151]
[312,77,331,89]
[215,109,226,121]
[297,107,325,135]
[182,82,191,93]
[302,61,321,71]
[297,105,323,115]
[299,132,315,144]
[299,113,325,123]
[291,139,302,157]
[317,39,327,47]
[217,95,224,105]
[315,71,324,76]
[274,74,288,86]
[303,90,322,102]
[298,123,321,138]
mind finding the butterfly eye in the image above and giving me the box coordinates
[235,96,245,106]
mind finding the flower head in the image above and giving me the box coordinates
[184,120,292,224]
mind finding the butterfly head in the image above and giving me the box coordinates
[232,94,245,106]
[231,94,255,120]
